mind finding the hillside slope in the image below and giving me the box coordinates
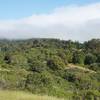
[0,38,100,99]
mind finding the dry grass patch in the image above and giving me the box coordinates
[0,90,65,100]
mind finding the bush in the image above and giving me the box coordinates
[72,51,85,64]
[89,63,100,71]
[47,56,66,70]
[29,59,46,73]
[25,72,53,93]
[57,51,68,65]
[4,54,12,64]
[84,53,96,65]
[63,72,76,82]
[97,54,100,63]
[73,90,100,100]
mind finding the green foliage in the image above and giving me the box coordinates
[89,63,100,71]
[29,59,47,73]
[47,56,66,70]
[97,54,100,63]
[25,71,53,93]
[0,38,100,99]
[4,54,12,64]
[84,53,96,65]
[64,72,76,82]
[73,90,100,100]
[72,51,85,64]
[57,50,68,65]
[84,39,100,54]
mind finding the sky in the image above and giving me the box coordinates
[0,0,100,42]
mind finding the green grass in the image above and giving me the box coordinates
[0,90,65,100]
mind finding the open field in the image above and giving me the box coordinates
[0,90,65,100]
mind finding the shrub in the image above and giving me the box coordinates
[47,56,66,70]
[89,63,100,71]
[72,51,85,64]
[64,73,76,82]
[97,54,100,63]
[84,53,96,65]
[28,59,46,73]
[25,72,53,93]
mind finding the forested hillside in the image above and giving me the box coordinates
[0,38,100,100]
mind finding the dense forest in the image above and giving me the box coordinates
[0,38,100,100]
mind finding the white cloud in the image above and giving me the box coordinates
[0,3,100,42]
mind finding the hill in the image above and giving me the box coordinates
[0,38,100,99]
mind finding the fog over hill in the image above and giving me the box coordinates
[0,3,100,42]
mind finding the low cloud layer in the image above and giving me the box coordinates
[0,3,100,42]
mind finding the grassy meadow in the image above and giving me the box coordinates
[0,90,65,100]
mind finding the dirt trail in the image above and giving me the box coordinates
[67,64,96,73]
[0,68,11,72]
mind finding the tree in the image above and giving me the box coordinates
[57,50,68,65]
[47,56,66,70]
[72,51,85,64]
[96,54,100,63]
[4,54,12,64]
[28,58,46,73]
[84,53,96,65]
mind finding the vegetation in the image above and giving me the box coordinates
[0,90,65,100]
[0,38,100,100]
